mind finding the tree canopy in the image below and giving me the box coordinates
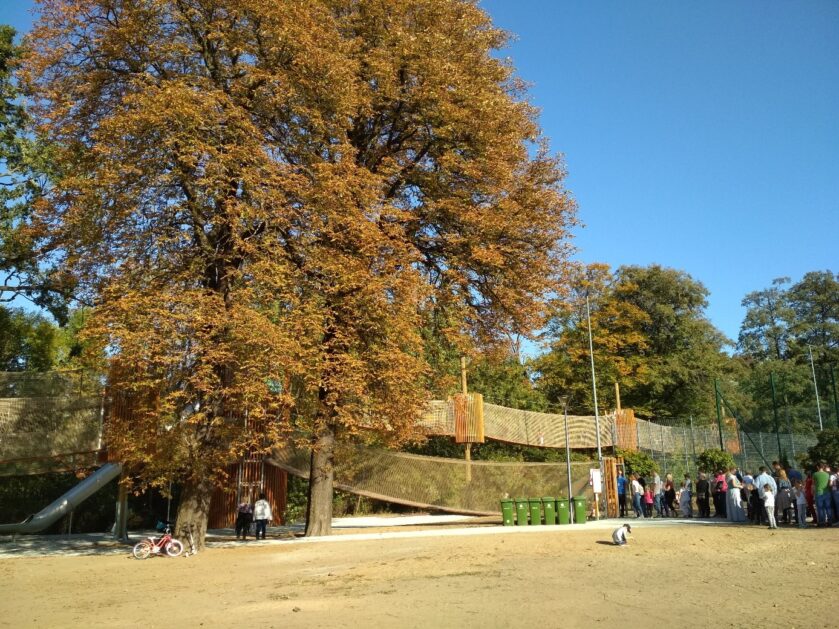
[21,0,576,541]
[536,263,730,419]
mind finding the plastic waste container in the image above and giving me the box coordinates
[528,498,542,525]
[573,496,587,524]
[500,499,514,526]
[542,497,556,525]
[515,497,529,526]
[556,498,570,525]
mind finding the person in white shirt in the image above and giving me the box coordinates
[612,523,631,545]
[763,484,777,529]
[631,475,644,518]
[253,493,273,540]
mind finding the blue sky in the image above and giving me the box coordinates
[4,1,838,346]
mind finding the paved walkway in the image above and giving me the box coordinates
[0,515,739,559]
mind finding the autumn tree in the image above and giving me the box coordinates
[537,264,731,419]
[535,263,653,414]
[22,0,575,542]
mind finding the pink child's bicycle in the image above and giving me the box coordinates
[132,521,184,559]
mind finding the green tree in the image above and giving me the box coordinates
[696,448,735,473]
[537,264,731,419]
[0,26,70,321]
[617,449,658,478]
[0,305,60,371]
[737,277,793,360]
[800,429,839,471]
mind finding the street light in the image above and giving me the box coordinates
[560,396,572,502]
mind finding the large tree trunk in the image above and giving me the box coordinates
[305,423,336,537]
[174,476,215,550]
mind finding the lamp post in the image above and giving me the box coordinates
[808,345,823,431]
[585,295,603,465]
[560,396,572,502]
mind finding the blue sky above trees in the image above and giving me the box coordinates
[5,0,838,344]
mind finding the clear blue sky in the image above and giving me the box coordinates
[5,1,838,345]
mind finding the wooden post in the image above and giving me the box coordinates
[461,356,471,482]
[615,381,622,416]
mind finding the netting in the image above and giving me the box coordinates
[269,445,596,515]
[0,396,102,463]
[419,401,615,449]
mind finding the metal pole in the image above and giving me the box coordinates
[660,424,667,475]
[585,295,603,465]
[563,399,573,501]
[714,379,725,451]
[688,416,696,461]
[831,366,839,429]
[808,345,823,430]
[770,372,783,460]
[683,426,690,475]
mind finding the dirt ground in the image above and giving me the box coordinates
[2,522,837,629]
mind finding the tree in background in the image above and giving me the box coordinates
[22,0,575,543]
[0,306,59,371]
[735,270,838,432]
[695,448,735,474]
[0,26,70,321]
[536,264,730,419]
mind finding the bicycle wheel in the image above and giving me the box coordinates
[164,539,184,557]
[133,541,152,560]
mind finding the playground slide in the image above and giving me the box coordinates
[0,462,122,535]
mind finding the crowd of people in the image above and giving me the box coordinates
[616,460,839,529]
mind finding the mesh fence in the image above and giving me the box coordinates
[0,372,103,471]
[270,444,597,515]
[419,401,615,449]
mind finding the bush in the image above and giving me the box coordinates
[617,449,659,477]
[800,429,839,472]
[696,448,735,473]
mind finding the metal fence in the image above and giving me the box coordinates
[632,416,820,479]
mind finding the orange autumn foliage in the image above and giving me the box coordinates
[22,0,576,537]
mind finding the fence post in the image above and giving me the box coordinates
[660,424,667,475]
[758,432,765,461]
[741,431,747,469]
[683,426,690,475]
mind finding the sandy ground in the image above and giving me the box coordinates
[1,520,837,629]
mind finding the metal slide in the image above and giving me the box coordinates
[0,462,122,535]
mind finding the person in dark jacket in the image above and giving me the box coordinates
[696,472,711,517]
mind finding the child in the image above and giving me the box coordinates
[612,523,632,546]
[643,486,654,518]
[763,484,777,530]
[794,479,808,528]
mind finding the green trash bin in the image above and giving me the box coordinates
[514,497,529,526]
[556,498,570,525]
[573,496,587,524]
[500,499,514,526]
[528,498,542,525]
[542,497,556,525]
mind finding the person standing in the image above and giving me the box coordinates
[652,471,663,518]
[813,462,833,527]
[763,484,777,529]
[794,480,808,528]
[253,493,273,540]
[776,469,793,524]
[726,467,746,522]
[235,497,254,540]
[617,470,628,518]
[631,474,644,518]
[679,475,693,517]
[713,470,728,518]
[754,466,777,526]
[696,472,711,517]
